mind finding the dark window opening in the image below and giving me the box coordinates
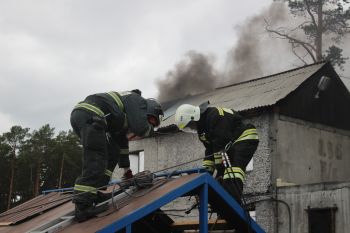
[307,206,337,233]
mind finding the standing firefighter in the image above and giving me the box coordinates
[70,90,163,222]
[174,103,258,204]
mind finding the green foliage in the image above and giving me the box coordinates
[0,125,82,213]
[1,126,30,209]
[41,130,82,190]
[0,136,11,211]
[323,45,349,68]
[269,0,350,68]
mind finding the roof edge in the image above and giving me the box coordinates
[216,61,327,90]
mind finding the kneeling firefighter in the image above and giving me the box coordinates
[70,89,163,222]
[174,103,258,205]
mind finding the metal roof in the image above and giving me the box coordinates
[160,62,325,127]
[0,172,266,233]
[0,192,72,226]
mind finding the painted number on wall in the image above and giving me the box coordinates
[318,138,342,180]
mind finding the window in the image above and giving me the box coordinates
[307,207,337,233]
[129,151,144,173]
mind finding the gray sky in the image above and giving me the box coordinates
[2,0,349,135]
[0,0,273,133]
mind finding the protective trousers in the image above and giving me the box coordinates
[70,110,111,207]
[222,139,259,205]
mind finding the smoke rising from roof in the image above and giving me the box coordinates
[157,51,219,103]
[224,2,289,84]
[157,1,350,103]
[157,2,290,103]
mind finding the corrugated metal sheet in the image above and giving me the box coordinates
[0,192,72,226]
[0,202,73,233]
[160,63,325,127]
[59,175,198,232]
[0,176,198,233]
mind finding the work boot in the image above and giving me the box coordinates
[74,203,109,222]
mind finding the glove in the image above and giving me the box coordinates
[202,159,215,175]
[122,168,133,180]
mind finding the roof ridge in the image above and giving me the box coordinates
[216,61,327,90]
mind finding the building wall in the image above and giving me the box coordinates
[244,114,273,195]
[128,133,205,221]
[128,114,273,194]
[129,132,204,173]
[274,182,350,233]
[275,116,350,185]
[128,114,275,231]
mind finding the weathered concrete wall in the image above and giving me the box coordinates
[128,132,204,221]
[276,116,350,185]
[128,114,274,195]
[275,182,350,233]
[127,114,275,231]
[244,114,273,195]
[129,132,204,173]
[121,114,350,232]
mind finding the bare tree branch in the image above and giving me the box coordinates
[265,19,317,62]
[291,43,309,65]
[290,21,313,33]
[304,0,319,29]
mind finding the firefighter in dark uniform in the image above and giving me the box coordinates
[175,103,258,204]
[70,90,163,222]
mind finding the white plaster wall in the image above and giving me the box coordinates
[276,118,350,185]
[127,114,275,229]
[276,182,350,233]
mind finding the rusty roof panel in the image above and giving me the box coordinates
[0,192,72,226]
[0,175,200,233]
[0,202,73,233]
[160,63,325,127]
[59,174,200,233]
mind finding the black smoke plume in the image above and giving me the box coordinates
[157,1,350,103]
[157,50,219,103]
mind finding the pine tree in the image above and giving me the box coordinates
[266,0,350,69]
[1,126,29,210]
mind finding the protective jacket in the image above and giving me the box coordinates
[70,91,154,207]
[197,107,254,156]
[75,91,153,137]
[198,107,259,204]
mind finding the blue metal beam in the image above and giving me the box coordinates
[155,167,206,177]
[96,173,266,233]
[205,176,266,233]
[42,167,206,195]
[126,224,131,233]
[42,187,73,194]
[199,182,208,233]
[97,174,206,233]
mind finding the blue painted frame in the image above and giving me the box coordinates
[41,168,206,195]
[205,175,265,232]
[199,181,208,232]
[42,187,73,194]
[155,167,207,177]
[96,173,266,233]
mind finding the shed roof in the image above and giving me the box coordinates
[0,192,71,226]
[0,173,265,233]
[160,62,349,127]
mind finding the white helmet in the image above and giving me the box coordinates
[174,104,200,129]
